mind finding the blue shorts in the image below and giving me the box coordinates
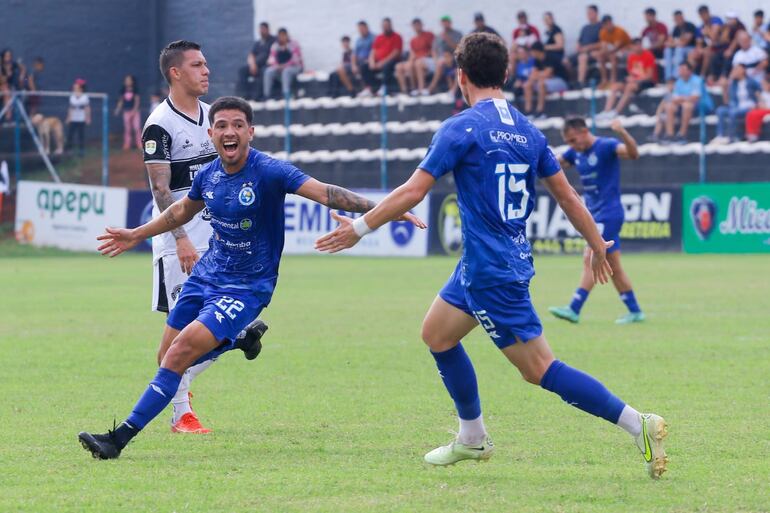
[596,217,623,254]
[439,263,543,349]
[167,276,268,364]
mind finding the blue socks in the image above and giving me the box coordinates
[430,343,481,420]
[540,360,625,424]
[125,367,182,432]
[569,287,590,314]
[620,290,641,313]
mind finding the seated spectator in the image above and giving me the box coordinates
[251,22,276,99]
[721,30,768,104]
[427,16,462,94]
[471,12,500,37]
[569,5,602,87]
[664,10,697,82]
[543,12,565,62]
[649,62,704,144]
[745,73,770,141]
[598,38,658,118]
[31,113,64,155]
[328,36,355,97]
[509,46,535,97]
[0,75,12,121]
[641,7,668,59]
[237,52,261,101]
[710,12,745,84]
[23,57,44,115]
[509,10,540,74]
[66,79,90,157]
[263,28,303,99]
[351,21,374,90]
[596,15,632,87]
[712,64,760,144]
[688,5,723,80]
[523,41,568,118]
[750,10,770,52]
[359,18,403,97]
[395,18,435,96]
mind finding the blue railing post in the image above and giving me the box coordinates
[589,79,597,134]
[13,96,21,184]
[698,81,707,184]
[283,91,291,155]
[379,85,388,190]
[102,94,109,186]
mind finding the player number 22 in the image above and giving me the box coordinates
[214,296,245,319]
[495,163,530,221]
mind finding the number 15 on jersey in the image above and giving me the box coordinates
[495,163,530,222]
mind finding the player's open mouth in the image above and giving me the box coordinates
[222,140,238,155]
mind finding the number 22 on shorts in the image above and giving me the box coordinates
[473,310,500,340]
[214,296,245,320]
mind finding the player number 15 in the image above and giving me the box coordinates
[495,163,530,222]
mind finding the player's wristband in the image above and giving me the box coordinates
[352,216,373,238]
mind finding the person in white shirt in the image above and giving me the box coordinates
[65,79,90,157]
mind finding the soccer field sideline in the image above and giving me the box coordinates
[0,251,768,512]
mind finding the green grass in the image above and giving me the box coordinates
[0,250,768,512]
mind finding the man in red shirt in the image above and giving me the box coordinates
[509,10,542,73]
[598,38,658,117]
[641,7,669,58]
[359,17,403,97]
[395,18,435,95]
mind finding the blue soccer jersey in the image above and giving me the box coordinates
[187,148,310,297]
[419,98,561,289]
[562,137,624,221]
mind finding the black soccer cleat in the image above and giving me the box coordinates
[236,319,268,361]
[78,431,122,460]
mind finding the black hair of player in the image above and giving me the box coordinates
[645,7,656,16]
[208,96,253,126]
[454,32,508,89]
[562,116,588,133]
[159,40,201,84]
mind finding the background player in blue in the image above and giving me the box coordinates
[316,33,668,479]
[78,97,425,459]
[549,116,646,325]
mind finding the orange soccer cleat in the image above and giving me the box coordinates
[171,393,212,434]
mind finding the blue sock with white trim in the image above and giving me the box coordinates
[620,289,641,313]
[430,343,481,420]
[569,288,590,314]
[125,367,182,431]
[540,360,625,424]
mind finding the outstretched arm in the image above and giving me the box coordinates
[315,170,433,253]
[540,170,614,284]
[97,196,204,257]
[295,178,377,212]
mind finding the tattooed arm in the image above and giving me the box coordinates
[294,178,376,212]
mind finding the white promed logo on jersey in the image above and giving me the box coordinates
[144,140,157,154]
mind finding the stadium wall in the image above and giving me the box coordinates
[254,0,766,72]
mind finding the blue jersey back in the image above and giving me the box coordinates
[419,98,561,289]
[188,148,309,296]
[562,137,623,220]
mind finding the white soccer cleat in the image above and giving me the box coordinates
[634,413,669,479]
[424,436,495,466]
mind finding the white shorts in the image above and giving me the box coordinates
[420,57,436,74]
[151,256,191,313]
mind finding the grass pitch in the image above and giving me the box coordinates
[0,247,768,512]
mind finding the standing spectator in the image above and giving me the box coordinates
[0,75,11,121]
[509,10,540,74]
[471,12,499,37]
[66,79,90,157]
[689,5,723,80]
[663,11,697,82]
[149,91,162,113]
[649,62,705,143]
[745,73,770,142]
[599,38,658,118]
[597,15,632,87]
[569,5,602,87]
[1,49,22,90]
[395,18,434,95]
[114,75,141,151]
[263,28,303,99]
[641,7,668,58]
[710,12,745,84]
[351,21,374,88]
[543,12,565,62]
[523,41,568,118]
[427,16,463,94]
[23,57,45,115]
[750,10,770,52]
[712,64,760,144]
[250,22,276,100]
[237,52,261,100]
[328,36,355,97]
[359,18,403,97]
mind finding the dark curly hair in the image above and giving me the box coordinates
[208,96,253,125]
[454,32,508,89]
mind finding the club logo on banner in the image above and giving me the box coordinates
[689,196,717,240]
[437,193,462,256]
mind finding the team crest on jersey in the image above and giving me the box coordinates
[240,218,253,230]
[144,140,157,154]
[238,184,255,206]
[587,153,598,166]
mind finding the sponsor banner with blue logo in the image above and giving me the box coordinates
[126,190,155,252]
[683,182,770,253]
[284,190,429,256]
[429,187,681,255]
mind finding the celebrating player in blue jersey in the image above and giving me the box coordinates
[548,116,646,325]
[78,96,425,460]
[316,33,668,478]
